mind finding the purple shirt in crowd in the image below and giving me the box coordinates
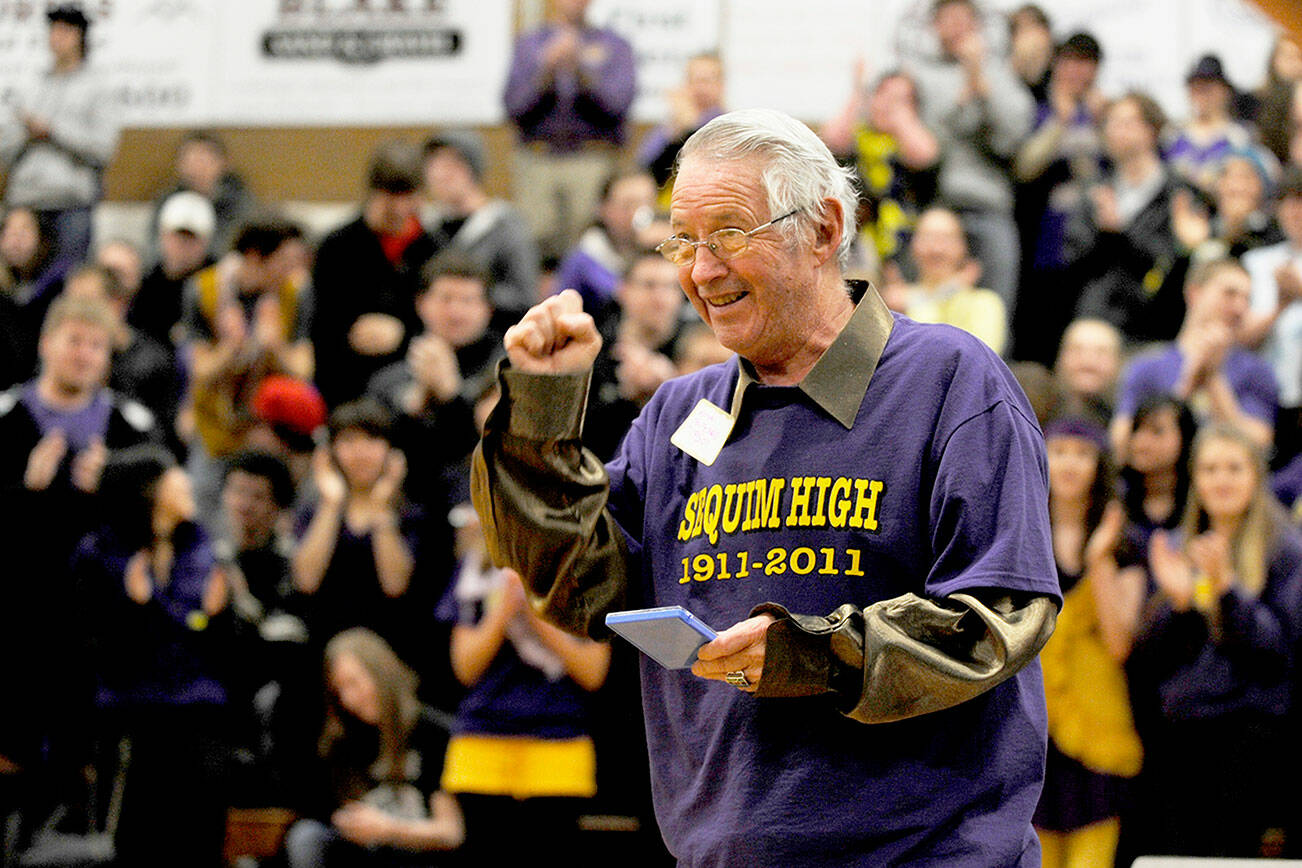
[21,381,113,453]
[502,24,636,151]
[1115,344,1278,424]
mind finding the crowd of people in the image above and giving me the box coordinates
[2,0,1302,865]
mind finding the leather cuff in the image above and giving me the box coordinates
[750,602,864,699]
[500,365,591,441]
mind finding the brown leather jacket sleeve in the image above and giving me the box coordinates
[472,366,1058,721]
[753,591,1057,723]
[471,366,631,639]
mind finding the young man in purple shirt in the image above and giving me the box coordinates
[1111,256,1278,459]
[474,109,1060,866]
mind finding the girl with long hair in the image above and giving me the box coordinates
[284,627,464,866]
[1119,394,1198,542]
[1034,417,1145,867]
[1126,423,1302,858]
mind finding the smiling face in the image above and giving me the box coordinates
[1187,263,1252,335]
[668,155,821,371]
[618,255,683,341]
[1216,156,1264,214]
[1056,320,1121,398]
[0,208,41,271]
[1047,435,1100,503]
[910,208,967,283]
[328,651,382,726]
[1127,405,1184,475]
[152,466,197,535]
[332,429,389,491]
[1103,97,1157,162]
[40,318,112,397]
[1193,435,1257,524]
[418,273,492,348]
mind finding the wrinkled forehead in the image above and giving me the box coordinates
[669,154,768,226]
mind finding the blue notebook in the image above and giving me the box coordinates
[605,606,717,669]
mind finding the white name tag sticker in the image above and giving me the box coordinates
[670,398,736,466]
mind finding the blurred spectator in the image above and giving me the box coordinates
[503,0,636,259]
[215,450,316,804]
[283,628,464,867]
[0,293,25,389]
[292,400,424,667]
[219,450,304,636]
[1256,35,1302,164]
[1170,148,1281,267]
[367,253,490,527]
[148,131,256,261]
[1034,417,1143,868]
[181,219,313,525]
[1124,424,1302,860]
[72,445,233,867]
[64,263,179,441]
[903,0,1033,316]
[1288,113,1302,173]
[95,238,144,306]
[312,141,434,409]
[1012,32,1105,363]
[673,320,732,375]
[0,5,120,263]
[1242,167,1302,462]
[129,191,218,347]
[892,206,1007,354]
[1118,394,1197,543]
[822,67,939,276]
[1053,317,1122,423]
[436,511,609,864]
[638,52,727,200]
[587,249,687,460]
[246,373,327,496]
[1007,4,1054,104]
[369,253,501,414]
[1110,257,1276,456]
[1010,361,1069,431]
[1166,55,1253,195]
[421,129,539,327]
[0,294,161,816]
[0,206,74,375]
[554,169,657,315]
[1068,91,1183,343]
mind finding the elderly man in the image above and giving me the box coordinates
[473,109,1058,866]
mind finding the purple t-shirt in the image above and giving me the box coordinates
[1115,344,1278,423]
[435,559,594,740]
[21,382,113,453]
[605,317,1058,866]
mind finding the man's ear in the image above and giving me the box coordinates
[810,198,844,267]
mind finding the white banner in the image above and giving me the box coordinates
[0,0,512,127]
[588,0,721,124]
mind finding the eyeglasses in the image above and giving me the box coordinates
[655,211,800,266]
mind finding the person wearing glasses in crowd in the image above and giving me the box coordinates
[472,108,1060,865]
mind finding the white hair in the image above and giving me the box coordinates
[677,108,860,267]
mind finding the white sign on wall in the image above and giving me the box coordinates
[0,0,513,127]
[587,0,721,124]
[0,0,1283,128]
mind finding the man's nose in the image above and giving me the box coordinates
[690,245,728,285]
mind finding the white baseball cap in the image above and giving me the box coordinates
[158,191,216,239]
